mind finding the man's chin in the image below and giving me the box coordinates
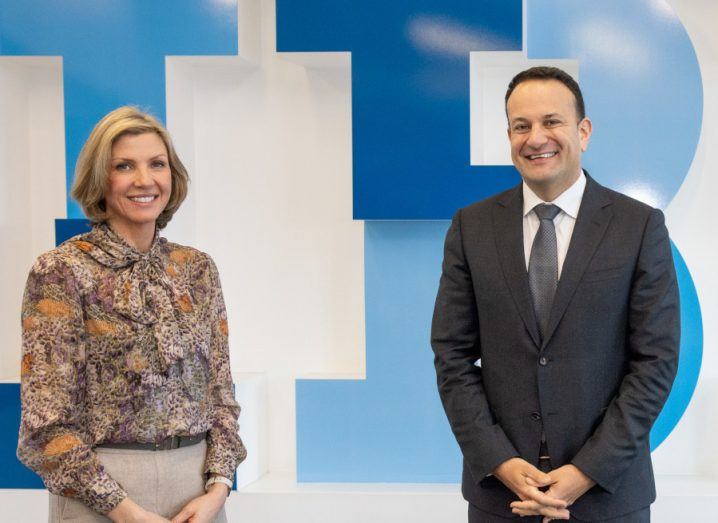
[517,170,557,186]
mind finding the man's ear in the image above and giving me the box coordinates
[578,117,593,152]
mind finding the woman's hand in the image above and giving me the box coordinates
[108,497,171,522]
[170,483,229,523]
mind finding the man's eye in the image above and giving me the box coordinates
[545,119,560,126]
[513,124,529,132]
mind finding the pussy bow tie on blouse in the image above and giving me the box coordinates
[78,224,188,372]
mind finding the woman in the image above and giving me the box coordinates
[17,107,246,522]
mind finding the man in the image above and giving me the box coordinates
[431,66,680,522]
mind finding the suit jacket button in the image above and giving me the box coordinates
[539,356,548,366]
[531,412,542,421]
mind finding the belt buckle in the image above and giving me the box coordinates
[154,437,176,451]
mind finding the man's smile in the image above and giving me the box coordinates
[526,151,558,160]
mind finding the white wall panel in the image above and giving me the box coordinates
[652,0,718,477]
[165,0,364,476]
[0,57,65,380]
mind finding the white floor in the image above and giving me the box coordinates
[3,474,716,522]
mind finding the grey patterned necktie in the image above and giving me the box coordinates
[529,203,562,341]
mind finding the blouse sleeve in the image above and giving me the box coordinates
[203,256,247,481]
[16,253,127,514]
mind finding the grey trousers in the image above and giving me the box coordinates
[48,439,228,522]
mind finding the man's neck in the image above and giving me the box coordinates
[524,169,583,203]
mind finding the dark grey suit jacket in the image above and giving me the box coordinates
[431,174,680,520]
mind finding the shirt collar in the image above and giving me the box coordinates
[73,222,165,269]
[522,169,586,219]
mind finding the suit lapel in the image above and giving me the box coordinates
[492,185,542,348]
[541,175,614,349]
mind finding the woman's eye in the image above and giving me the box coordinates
[114,163,131,171]
[151,160,167,168]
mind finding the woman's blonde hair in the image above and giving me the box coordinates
[71,106,189,229]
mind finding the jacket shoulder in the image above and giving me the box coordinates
[594,182,661,222]
[456,185,519,221]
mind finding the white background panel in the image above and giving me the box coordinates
[164,0,364,477]
[0,57,65,380]
[652,0,718,478]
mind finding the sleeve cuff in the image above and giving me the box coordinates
[72,459,128,515]
[570,452,618,494]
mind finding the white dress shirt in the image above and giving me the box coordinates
[523,171,586,278]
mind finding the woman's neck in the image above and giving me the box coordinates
[106,220,156,253]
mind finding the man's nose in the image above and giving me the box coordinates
[526,126,548,148]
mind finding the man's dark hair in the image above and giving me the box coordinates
[505,66,585,121]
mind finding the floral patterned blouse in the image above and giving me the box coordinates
[17,223,247,515]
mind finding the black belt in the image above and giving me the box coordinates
[97,432,206,451]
